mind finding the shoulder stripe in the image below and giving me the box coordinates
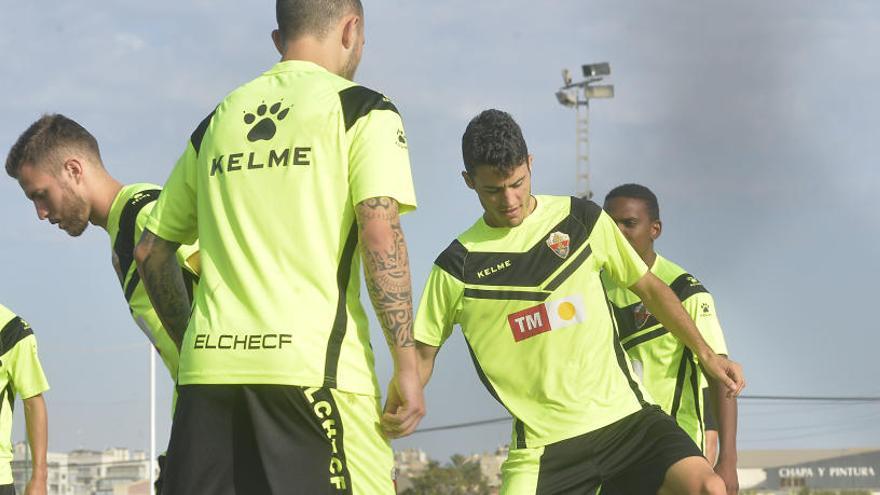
[434,240,467,282]
[338,86,399,132]
[0,317,34,356]
[569,196,603,236]
[669,273,709,301]
[190,110,216,156]
[113,189,162,292]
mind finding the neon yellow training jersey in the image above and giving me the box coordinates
[416,196,654,449]
[107,183,199,381]
[146,60,416,395]
[0,304,49,485]
[603,254,728,450]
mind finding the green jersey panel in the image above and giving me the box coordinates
[107,184,199,382]
[146,61,416,395]
[0,305,49,484]
[415,196,652,449]
[604,254,728,450]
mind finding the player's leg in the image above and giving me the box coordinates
[161,385,237,495]
[244,385,340,494]
[703,388,719,466]
[600,406,713,495]
[498,433,601,494]
[658,456,724,495]
[330,389,396,494]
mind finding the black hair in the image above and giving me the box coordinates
[6,113,101,179]
[276,0,363,41]
[461,109,529,175]
[604,183,660,220]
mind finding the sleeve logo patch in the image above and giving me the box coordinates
[508,295,586,342]
[546,231,570,259]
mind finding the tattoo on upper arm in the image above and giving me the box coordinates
[356,197,414,348]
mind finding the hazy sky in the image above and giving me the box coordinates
[1,1,878,461]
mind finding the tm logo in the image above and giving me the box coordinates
[243,101,290,142]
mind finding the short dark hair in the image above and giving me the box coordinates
[276,0,363,41]
[5,114,101,179]
[461,109,529,175]
[605,183,660,221]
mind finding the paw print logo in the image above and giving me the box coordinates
[396,129,408,149]
[243,101,290,142]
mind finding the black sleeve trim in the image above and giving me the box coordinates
[434,240,467,282]
[190,109,216,156]
[0,317,34,355]
[338,86,399,132]
[669,273,709,302]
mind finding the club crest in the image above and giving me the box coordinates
[546,231,570,259]
[632,302,652,329]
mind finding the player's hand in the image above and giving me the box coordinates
[714,457,739,495]
[26,476,47,495]
[381,368,425,439]
[703,354,745,397]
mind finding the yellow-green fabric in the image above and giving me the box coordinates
[415,195,652,449]
[146,60,416,395]
[603,254,728,450]
[0,305,49,484]
[107,183,199,383]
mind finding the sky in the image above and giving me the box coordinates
[1,1,879,462]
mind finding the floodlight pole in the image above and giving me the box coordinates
[556,63,614,200]
[575,98,592,200]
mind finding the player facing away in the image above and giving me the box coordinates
[0,304,49,495]
[405,109,745,494]
[602,184,738,493]
[135,0,424,493]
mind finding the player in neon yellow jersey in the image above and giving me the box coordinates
[407,109,745,494]
[0,304,49,495]
[5,114,199,492]
[603,183,738,494]
[135,1,424,493]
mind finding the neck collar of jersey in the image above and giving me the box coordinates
[477,194,543,232]
[266,59,329,76]
[106,185,134,238]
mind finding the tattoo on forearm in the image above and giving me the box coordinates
[138,233,192,348]
[357,197,415,348]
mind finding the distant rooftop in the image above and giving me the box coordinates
[738,448,880,468]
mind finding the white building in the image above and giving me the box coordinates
[12,444,149,495]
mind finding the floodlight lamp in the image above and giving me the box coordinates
[584,85,614,99]
[562,69,572,86]
[582,62,611,78]
[555,90,577,107]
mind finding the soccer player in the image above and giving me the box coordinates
[134,1,423,493]
[0,304,49,495]
[406,109,744,494]
[4,114,199,492]
[603,184,738,493]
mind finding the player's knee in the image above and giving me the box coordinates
[699,473,725,495]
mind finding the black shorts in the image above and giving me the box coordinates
[503,406,703,494]
[0,484,13,495]
[161,384,394,495]
[703,388,718,432]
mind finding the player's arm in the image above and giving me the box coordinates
[707,366,739,493]
[135,229,191,349]
[23,394,47,495]
[628,273,745,396]
[355,197,425,438]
